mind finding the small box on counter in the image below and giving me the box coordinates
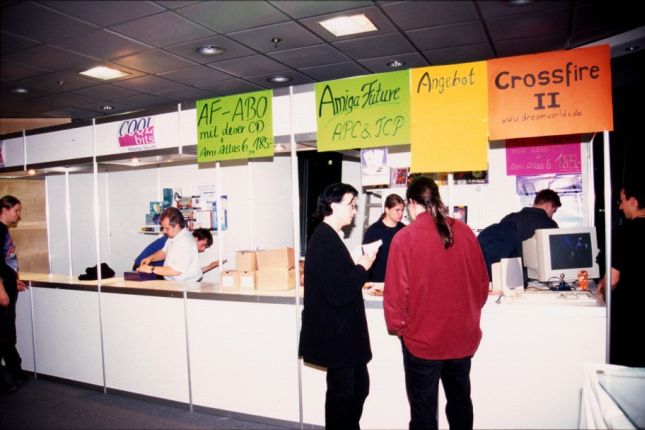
[235,250,258,271]
[124,271,158,282]
[256,268,295,291]
[256,247,295,270]
[239,271,256,290]
[221,270,240,289]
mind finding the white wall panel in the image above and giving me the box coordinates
[1,137,25,168]
[26,127,92,164]
[46,175,71,275]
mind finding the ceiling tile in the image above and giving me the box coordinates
[382,0,479,30]
[268,44,349,69]
[495,34,569,58]
[422,43,495,65]
[245,70,315,88]
[114,93,175,108]
[158,65,231,85]
[487,8,572,41]
[41,0,164,26]
[31,92,97,110]
[333,33,414,60]
[1,84,53,101]
[54,29,151,61]
[195,79,265,96]
[5,45,95,72]
[71,84,141,100]
[164,35,255,64]
[358,52,428,73]
[175,1,288,34]
[112,75,186,93]
[17,72,98,92]
[572,1,642,34]
[228,22,324,53]
[75,100,134,115]
[208,55,289,77]
[1,60,50,82]
[299,62,368,81]
[1,2,97,43]
[269,1,371,19]
[406,21,488,51]
[1,32,39,55]
[113,50,196,74]
[156,1,200,9]
[110,11,214,47]
[300,6,397,42]
[478,1,571,19]
[154,86,215,102]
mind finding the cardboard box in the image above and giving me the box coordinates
[239,271,256,290]
[256,247,295,270]
[256,268,295,291]
[221,270,240,289]
[235,250,257,271]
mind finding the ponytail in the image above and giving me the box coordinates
[406,177,454,248]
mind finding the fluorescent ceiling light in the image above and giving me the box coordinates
[319,14,377,37]
[79,66,130,80]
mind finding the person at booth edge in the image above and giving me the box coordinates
[137,208,201,282]
[0,195,29,394]
[384,177,489,430]
[299,183,377,430]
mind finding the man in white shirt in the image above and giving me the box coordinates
[138,208,202,282]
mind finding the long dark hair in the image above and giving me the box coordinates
[379,194,405,221]
[312,183,358,222]
[406,176,453,248]
[0,195,21,211]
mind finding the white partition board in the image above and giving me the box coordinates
[26,126,93,164]
[186,299,300,421]
[101,292,189,403]
[15,289,34,372]
[32,287,103,385]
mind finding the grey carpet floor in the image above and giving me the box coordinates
[0,377,296,429]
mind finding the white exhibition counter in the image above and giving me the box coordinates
[15,273,606,429]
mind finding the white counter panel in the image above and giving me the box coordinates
[101,292,189,403]
[32,287,103,385]
[186,299,300,422]
[15,289,34,372]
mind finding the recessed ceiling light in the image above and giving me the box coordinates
[386,59,405,68]
[625,45,639,52]
[267,75,292,83]
[100,105,114,111]
[79,66,130,80]
[319,14,378,37]
[196,45,224,55]
[11,87,29,94]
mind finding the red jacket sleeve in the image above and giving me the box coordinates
[383,232,409,335]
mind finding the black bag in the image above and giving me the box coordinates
[78,263,116,280]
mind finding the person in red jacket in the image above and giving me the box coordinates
[384,176,489,430]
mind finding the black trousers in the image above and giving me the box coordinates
[325,364,370,430]
[0,287,23,381]
[402,343,473,430]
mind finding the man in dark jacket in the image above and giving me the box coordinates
[478,189,561,282]
[0,195,28,394]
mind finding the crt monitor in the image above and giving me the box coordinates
[522,227,600,283]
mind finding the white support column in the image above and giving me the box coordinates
[602,130,612,363]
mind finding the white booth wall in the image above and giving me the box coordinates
[46,156,297,282]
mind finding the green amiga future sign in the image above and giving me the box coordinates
[315,70,410,152]
[196,90,273,162]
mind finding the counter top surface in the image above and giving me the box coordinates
[19,272,604,308]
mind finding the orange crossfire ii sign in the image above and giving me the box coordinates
[488,45,613,140]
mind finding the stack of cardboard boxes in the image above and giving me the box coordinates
[221,247,295,291]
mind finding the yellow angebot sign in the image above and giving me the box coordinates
[410,61,489,173]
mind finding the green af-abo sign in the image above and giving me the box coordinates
[316,70,410,151]
[196,90,273,162]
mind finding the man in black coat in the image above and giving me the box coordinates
[299,183,376,430]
